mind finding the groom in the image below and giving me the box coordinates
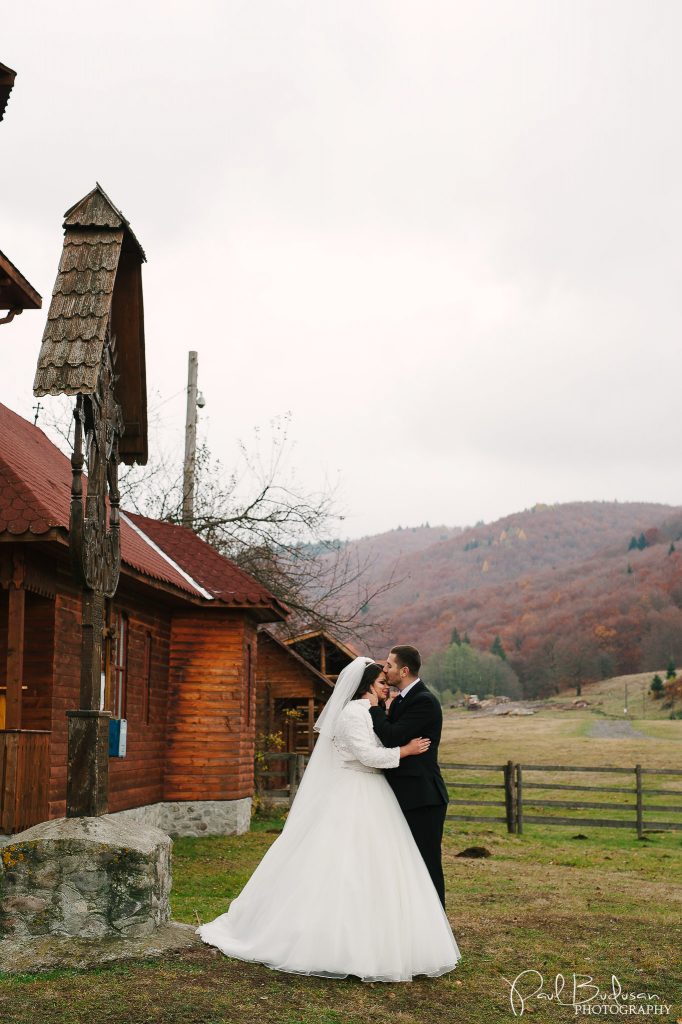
[367,644,449,907]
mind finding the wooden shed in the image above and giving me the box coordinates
[284,629,360,682]
[256,629,332,757]
[0,402,288,838]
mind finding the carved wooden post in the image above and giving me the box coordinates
[33,184,148,819]
[64,346,124,816]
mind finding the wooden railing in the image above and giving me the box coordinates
[0,730,51,834]
[442,762,682,837]
[255,751,308,803]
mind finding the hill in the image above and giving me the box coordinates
[331,501,682,696]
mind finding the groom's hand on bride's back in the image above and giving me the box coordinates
[400,736,431,759]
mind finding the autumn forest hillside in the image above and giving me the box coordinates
[335,501,682,697]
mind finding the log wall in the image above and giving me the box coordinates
[1,541,262,821]
[48,583,173,819]
[0,589,55,733]
[22,594,55,732]
[164,612,256,802]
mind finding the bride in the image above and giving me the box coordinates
[195,656,462,982]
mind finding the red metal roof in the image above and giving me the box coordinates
[126,511,288,615]
[0,402,286,617]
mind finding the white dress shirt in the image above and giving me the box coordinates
[397,677,421,700]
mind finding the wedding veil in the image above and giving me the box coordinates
[281,655,375,834]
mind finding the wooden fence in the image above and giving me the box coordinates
[256,753,682,836]
[442,761,682,837]
[0,730,51,834]
[255,751,308,802]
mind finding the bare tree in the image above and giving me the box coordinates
[37,395,398,643]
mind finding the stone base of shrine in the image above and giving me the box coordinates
[105,797,252,837]
[0,816,172,947]
[0,919,202,973]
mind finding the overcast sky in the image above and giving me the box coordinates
[3,2,682,538]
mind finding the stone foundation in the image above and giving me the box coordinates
[105,797,252,837]
[0,797,252,847]
[0,816,171,942]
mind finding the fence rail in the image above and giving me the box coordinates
[255,751,308,800]
[255,754,682,836]
[441,761,682,836]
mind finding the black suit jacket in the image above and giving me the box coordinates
[369,680,449,812]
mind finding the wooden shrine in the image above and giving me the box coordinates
[33,184,148,817]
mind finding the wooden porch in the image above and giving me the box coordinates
[0,549,54,834]
[0,730,50,834]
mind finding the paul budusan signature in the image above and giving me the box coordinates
[502,971,672,1017]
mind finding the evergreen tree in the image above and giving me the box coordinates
[628,536,638,551]
[669,542,676,555]
[450,627,461,646]
[462,632,471,645]
[637,532,647,550]
[666,658,676,680]
[651,674,664,698]
[490,635,507,661]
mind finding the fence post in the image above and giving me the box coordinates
[289,754,306,806]
[515,764,523,835]
[288,754,298,804]
[635,763,643,838]
[504,760,516,834]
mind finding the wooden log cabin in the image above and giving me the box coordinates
[0,401,288,839]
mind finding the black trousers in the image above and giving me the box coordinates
[403,803,447,908]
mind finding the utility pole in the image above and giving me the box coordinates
[182,351,198,528]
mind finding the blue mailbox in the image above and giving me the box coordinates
[109,718,127,757]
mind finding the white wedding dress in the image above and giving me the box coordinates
[196,659,461,982]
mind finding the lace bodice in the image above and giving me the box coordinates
[332,699,400,772]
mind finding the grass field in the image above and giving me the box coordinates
[557,668,682,721]
[0,690,680,1024]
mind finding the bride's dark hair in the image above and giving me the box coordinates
[352,662,384,699]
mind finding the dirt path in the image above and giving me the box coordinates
[588,719,651,739]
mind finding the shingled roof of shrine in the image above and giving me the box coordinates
[33,184,148,464]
